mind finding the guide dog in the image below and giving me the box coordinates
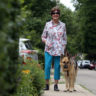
[60,54,78,92]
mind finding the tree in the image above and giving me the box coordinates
[73,0,96,60]
[60,4,80,55]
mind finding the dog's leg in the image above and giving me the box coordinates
[64,71,69,92]
[69,75,73,92]
[69,66,75,92]
[73,77,76,91]
[73,70,76,91]
[73,68,78,91]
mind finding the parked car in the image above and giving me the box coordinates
[77,60,82,67]
[78,60,91,69]
[19,38,38,64]
[89,62,96,70]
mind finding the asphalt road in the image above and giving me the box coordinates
[76,69,96,95]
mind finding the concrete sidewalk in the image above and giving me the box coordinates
[42,84,96,96]
[42,70,96,96]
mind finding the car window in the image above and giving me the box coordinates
[24,41,33,50]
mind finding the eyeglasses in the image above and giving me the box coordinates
[51,12,60,15]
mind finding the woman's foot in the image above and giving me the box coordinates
[54,84,59,91]
[44,84,49,90]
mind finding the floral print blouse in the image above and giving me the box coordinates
[41,20,67,56]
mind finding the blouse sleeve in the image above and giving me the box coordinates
[41,23,48,43]
[62,24,67,46]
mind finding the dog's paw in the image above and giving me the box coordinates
[73,89,77,91]
[69,89,73,92]
[64,89,69,92]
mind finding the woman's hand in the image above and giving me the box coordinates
[48,43,52,48]
[46,41,53,48]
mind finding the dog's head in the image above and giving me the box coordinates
[60,56,70,71]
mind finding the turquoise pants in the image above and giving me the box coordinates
[44,52,60,80]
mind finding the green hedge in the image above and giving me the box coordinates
[15,59,45,96]
[0,0,21,96]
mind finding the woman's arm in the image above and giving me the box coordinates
[41,23,48,44]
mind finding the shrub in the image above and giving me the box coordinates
[0,0,22,96]
[15,59,45,96]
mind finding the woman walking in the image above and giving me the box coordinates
[41,6,67,91]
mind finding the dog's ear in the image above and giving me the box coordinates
[66,51,70,57]
[64,49,67,56]
[60,55,64,66]
[60,54,64,60]
[67,53,71,60]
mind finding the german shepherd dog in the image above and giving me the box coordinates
[60,53,78,92]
